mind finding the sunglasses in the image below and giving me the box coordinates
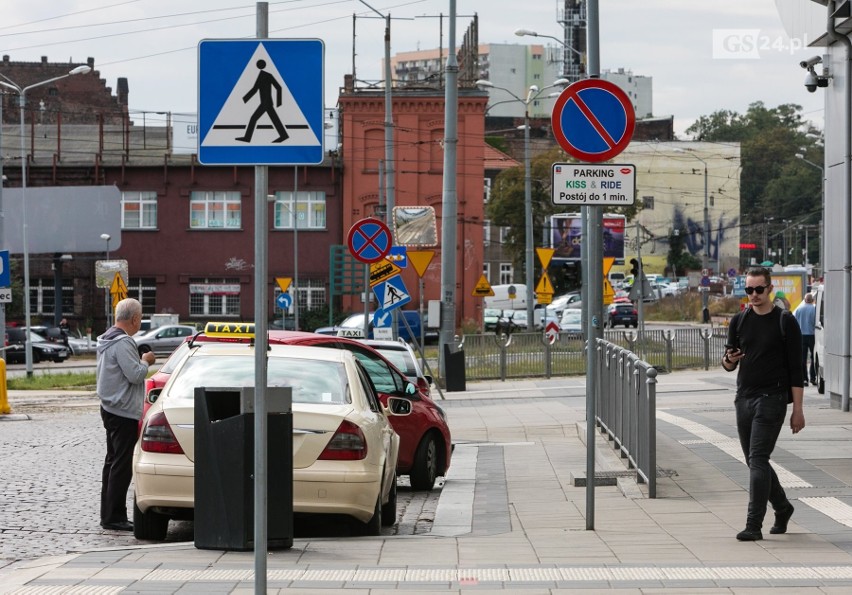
[744,285,769,295]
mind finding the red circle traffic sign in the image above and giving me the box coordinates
[551,79,635,163]
[347,217,393,264]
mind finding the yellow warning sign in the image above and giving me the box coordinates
[603,257,615,305]
[275,277,292,293]
[536,247,555,269]
[407,250,435,278]
[369,259,402,287]
[471,274,495,297]
[110,272,128,314]
[538,293,553,305]
[535,272,555,297]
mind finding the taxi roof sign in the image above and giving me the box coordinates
[472,274,495,297]
[204,321,256,338]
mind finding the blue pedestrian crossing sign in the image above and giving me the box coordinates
[198,39,324,165]
[372,275,411,313]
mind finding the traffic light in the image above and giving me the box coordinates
[630,258,640,277]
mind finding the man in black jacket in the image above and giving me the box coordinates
[722,266,805,542]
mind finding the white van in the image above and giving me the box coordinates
[483,284,529,310]
[814,284,825,394]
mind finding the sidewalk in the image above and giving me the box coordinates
[3,369,852,592]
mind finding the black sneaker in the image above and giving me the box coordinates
[736,528,763,541]
[803,381,809,387]
[770,503,795,534]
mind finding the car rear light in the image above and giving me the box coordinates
[632,309,638,315]
[141,411,185,455]
[318,420,368,460]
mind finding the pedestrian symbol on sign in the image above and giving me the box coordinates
[235,59,290,143]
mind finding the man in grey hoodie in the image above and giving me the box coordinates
[97,298,155,531]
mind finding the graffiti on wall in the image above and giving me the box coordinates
[671,208,739,264]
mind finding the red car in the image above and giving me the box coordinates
[143,324,451,490]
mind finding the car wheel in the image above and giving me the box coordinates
[410,434,439,491]
[381,474,397,527]
[138,345,152,357]
[363,491,382,536]
[133,497,169,541]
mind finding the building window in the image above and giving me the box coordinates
[127,277,158,316]
[499,263,513,284]
[273,191,327,230]
[483,262,491,283]
[189,278,241,317]
[190,191,241,229]
[500,227,510,244]
[483,220,492,247]
[121,191,158,229]
[642,195,655,210]
[533,73,541,80]
[29,279,73,316]
[273,278,326,316]
[483,177,492,203]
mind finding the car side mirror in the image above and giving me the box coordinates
[146,388,162,405]
[386,397,412,416]
[422,374,433,385]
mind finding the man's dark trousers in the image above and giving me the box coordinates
[735,392,789,530]
[802,334,816,383]
[100,408,138,524]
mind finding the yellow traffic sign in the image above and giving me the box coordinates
[275,277,292,293]
[535,272,555,297]
[110,272,128,314]
[536,247,555,269]
[407,250,435,278]
[471,274,495,297]
[603,257,615,305]
[538,293,553,305]
[369,259,402,287]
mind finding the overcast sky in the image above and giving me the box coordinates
[0,0,825,137]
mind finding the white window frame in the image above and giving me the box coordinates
[190,191,242,229]
[121,191,158,229]
[273,191,327,230]
[189,277,241,317]
[499,263,513,285]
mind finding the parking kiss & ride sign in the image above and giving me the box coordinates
[551,163,636,206]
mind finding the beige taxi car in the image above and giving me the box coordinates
[132,341,407,540]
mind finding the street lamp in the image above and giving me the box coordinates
[476,78,569,329]
[515,28,585,81]
[674,147,710,323]
[0,64,92,376]
[100,233,112,327]
[796,152,825,275]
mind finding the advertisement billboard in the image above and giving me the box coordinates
[550,213,626,262]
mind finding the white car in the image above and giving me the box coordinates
[132,342,407,540]
[559,308,583,335]
[360,338,433,396]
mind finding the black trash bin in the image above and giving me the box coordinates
[194,386,293,551]
[443,344,466,392]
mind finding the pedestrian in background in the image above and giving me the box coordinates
[722,266,805,542]
[96,298,155,531]
[794,293,817,386]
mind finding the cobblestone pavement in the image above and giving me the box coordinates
[0,395,440,567]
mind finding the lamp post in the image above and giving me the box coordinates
[796,152,824,275]
[0,64,92,376]
[514,28,585,82]
[674,148,710,323]
[476,78,569,329]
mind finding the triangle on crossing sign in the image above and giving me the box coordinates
[472,274,495,297]
[382,277,410,310]
[535,272,554,296]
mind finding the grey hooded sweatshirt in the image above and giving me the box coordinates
[96,326,149,420]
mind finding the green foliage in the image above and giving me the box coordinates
[7,372,96,390]
[667,229,701,277]
[685,101,823,250]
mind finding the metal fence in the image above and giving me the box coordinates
[457,326,730,381]
[596,339,658,497]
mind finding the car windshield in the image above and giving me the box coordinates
[340,315,366,328]
[168,354,349,404]
[561,310,582,324]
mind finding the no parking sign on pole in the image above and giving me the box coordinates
[551,79,635,163]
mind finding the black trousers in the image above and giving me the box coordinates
[100,407,138,525]
[735,392,789,530]
[802,334,816,382]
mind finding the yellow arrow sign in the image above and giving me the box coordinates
[535,272,555,296]
[536,247,555,269]
[407,250,435,278]
[471,274,495,297]
[275,277,292,293]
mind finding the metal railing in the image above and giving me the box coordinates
[455,327,729,381]
[596,339,658,497]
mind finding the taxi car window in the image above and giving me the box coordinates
[169,355,349,404]
[347,347,401,394]
[354,360,381,412]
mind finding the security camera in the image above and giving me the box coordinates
[800,55,822,69]
[804,70,819,93]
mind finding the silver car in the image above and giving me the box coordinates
[133,324,197,356]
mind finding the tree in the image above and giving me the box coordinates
[685,102,823,253]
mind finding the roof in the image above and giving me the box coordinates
[484,144,520,171]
